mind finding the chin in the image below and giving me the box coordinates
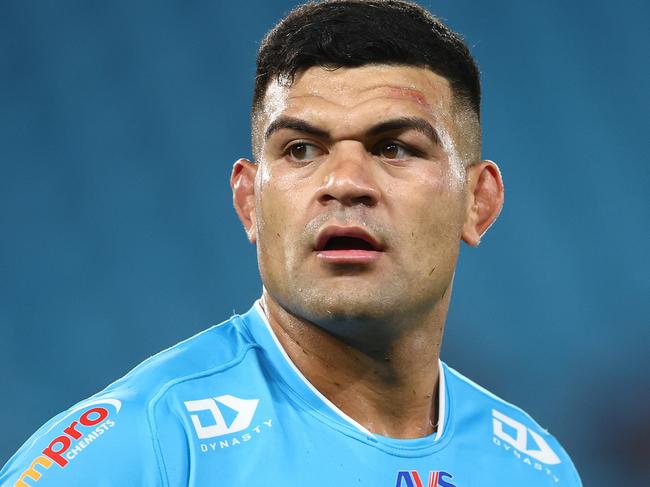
[295,288,399,327]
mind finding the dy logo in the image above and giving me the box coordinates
[184,395,259,439]
[492,409,561,464]
[395,470,456,487]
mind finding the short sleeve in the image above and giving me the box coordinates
[0,395,163,486]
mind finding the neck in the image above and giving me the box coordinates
[260,290,449,439]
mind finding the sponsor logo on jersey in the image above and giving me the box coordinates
[184,394,273,453]
[395,470,456,487]
[13,399,121,487]
[491,409,562,483]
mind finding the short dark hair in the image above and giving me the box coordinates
[253,0,481,122]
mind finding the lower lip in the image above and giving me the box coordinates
[315,249,383,264]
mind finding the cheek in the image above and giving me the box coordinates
[257,188,287,244]
[258,163,305,199]
[395,162,465,213]
[258,161,320,218]
[391,174,466,249]
[256,169,308,256]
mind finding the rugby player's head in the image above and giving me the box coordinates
[251,0,481,165]
[232,0,504,347]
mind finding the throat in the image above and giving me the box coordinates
[261,298,442,438]
[259,292,443,439]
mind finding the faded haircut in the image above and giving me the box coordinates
[252,0,482,165]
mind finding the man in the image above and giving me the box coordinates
[1,1,582,485]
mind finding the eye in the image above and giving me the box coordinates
[286,142,324,162]
[373,141,414,160]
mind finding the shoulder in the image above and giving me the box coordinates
[443,363,582,486]
[104,311,257,398]
[0,313,256,486]
[0,396,149,486]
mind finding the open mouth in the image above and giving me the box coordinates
[322,236,377,251]
[314,226,384,264]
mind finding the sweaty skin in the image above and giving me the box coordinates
[232,65,504,439]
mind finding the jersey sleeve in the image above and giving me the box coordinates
[0,394,164,486]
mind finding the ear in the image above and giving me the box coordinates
[231,158,258,244]
[461,160,504,247]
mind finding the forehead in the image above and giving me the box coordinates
[259,65,454,131]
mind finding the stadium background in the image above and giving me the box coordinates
[1,1,648,484]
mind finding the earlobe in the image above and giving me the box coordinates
[461,160,504,247]
[231,158,258,244]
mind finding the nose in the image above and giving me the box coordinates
[316,142,381,207]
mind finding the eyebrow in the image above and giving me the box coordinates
[264,115,440,146]
[265,116,331,141]
[367,117,441,146]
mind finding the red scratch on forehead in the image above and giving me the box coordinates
[384,86,432,109]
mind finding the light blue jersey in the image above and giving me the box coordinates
[1,303,581,486]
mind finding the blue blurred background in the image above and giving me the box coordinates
[1,1,648,484]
